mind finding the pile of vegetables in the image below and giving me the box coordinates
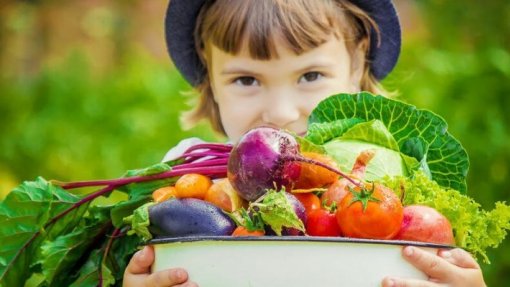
[1,92,509,287]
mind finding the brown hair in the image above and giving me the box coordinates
[182,0,387,135]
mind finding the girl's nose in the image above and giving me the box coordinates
[262,90,300,128]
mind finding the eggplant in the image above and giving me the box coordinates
[149,198,235,238]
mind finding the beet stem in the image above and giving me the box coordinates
[99,227,122,287]
[180,151,229,162]
[182,143,233,154]
[58,166,227,190]
[174,158,229,170]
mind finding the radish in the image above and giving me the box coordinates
[228,127,361,201]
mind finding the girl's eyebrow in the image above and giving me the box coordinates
[221,67,263,77]
[221,63,335,76]
[295,63,336,74]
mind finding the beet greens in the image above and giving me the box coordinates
[0,143,232,287]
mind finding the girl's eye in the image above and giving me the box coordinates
[299,72,323,83]
[234,76,259,86]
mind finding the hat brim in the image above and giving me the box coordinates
[165,0,400,86]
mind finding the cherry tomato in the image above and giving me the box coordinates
[152,186,178,203]
[232,226,265,237]
[175,173,213,199]
[306,208,342,237]
[336,183,403,240]
[293,193,321,214]
[204,178,245,212]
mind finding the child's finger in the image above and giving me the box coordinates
[145,268,189,286]
[401,246,454,280]
[381,276,439,287]
[125,246,154,274]
[437,248,479,269]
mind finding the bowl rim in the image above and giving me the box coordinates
[147,235,454,249]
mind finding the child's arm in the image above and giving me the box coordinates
[381,246,486,287]
[123,245,198,287]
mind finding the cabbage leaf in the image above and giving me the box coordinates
[306,92,469,193]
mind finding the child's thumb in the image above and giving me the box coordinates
[126,246,154,274]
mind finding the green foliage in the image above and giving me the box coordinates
[0,51,218,198]
[0,177,89,285]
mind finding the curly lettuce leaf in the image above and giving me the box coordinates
[307,92,469,192]
[382,172,510,263]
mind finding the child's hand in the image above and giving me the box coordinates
[123,245,198,287]
[381,246,486,287]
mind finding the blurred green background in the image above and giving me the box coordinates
[0,0,508,285]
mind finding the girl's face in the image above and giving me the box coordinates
[207,35,364,142]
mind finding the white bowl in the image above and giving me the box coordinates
[150,236,451,287]
[150,236,452,287]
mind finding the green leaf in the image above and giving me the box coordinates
[340,120,400,151]
[65,232,141,286]
[124,202,155,241]
[111,177,176,228]
[0,177,88,286]
[306,118,364,145]
[295,136,326,154]
[307,92,469,192]
[227,208,265,232]
[122,162,171,177]
[253,190,305,236]
[107,234,142,281]
[112,163,177,227]
[39,210,112,286]
[324,139,416,180]
[68,249,115,287]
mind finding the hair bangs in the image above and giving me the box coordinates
[198,0,349,60]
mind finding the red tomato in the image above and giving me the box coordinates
[306,209,342,237]
[293,193,321,214]
[336,183,403,240]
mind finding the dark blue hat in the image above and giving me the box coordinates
[165,0,401,86]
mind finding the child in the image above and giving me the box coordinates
[124,0,487,286]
